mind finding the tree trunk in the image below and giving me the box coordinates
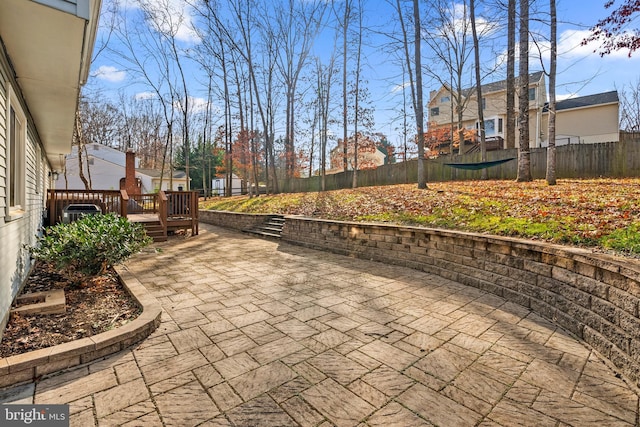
[75,111,91,190]
[516,0,532,182]
[352,0,363,188]
[546,0,557,185]
[506,0,516,150]
[470,0,487,179]
[414,0,427,189]
[342,0,351,173]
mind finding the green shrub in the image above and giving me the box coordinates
[30,213,152,276]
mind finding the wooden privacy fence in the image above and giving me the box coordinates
[47,189,199,236]
[282,139,640,193]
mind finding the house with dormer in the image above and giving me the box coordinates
[427,72,619,154]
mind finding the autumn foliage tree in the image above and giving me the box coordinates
[230,129,261,194]
[424,123,477,156]
[584,1,640,56]
[331,133,389,171]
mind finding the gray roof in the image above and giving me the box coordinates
[475,71,545,95]
[554,90,619,111]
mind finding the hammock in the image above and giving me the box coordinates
[444,157,516,171]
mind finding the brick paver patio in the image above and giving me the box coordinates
[1,223,638,426]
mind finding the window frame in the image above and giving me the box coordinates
[6,83,27,220]
[528,87,536,101]
[476,116,503,138]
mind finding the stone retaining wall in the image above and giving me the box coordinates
[199,210,271,231]
[201,211,640,387]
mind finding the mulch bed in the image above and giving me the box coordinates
[0,262,141,358]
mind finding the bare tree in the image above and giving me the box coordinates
[109,2,179,190]
[414,0,427,189]
[546,0,557,185]
[470,0,487,179]
[315,55,337,191]
[506,0,516,149]
[423,0,474,155]
[73,110,91,190]
[274,0,326,178]
[335,0,355,173]
[620,78,640,131]
[352,0,365,188]
[389,0,416,181]
[516,0,532,182]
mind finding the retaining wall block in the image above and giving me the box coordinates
[608,287,639,317]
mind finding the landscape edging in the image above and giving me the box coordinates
[201,210,640,388]
[0,265,161,389]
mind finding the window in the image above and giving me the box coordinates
[482,98,486,110]
[6,85,26,218]
[529,87,536,101]
[430,107,440,117]
[477,117,503,137]
[484,119,496,137]
[440,96,450,103]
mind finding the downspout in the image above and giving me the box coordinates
[536,84,541,148]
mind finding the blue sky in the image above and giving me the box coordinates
[89,0,639,148]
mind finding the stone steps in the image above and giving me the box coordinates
[244,215,285,239]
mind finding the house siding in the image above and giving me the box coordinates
[428,74,548,149]
[542,103,620,146]
[0,49,48,337]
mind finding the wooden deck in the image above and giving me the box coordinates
[48,189,199,240]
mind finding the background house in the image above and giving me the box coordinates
[0,0,101,336]
[328,135,392,174]
[541,91,620,146]
[428,72,547,152]
[55,143,189,193]
[212,174,244,196]
[427,72,619,153]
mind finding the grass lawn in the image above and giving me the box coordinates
[200,178,640,255]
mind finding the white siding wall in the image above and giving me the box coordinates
[56,156,125,190]
[0,57,48,336]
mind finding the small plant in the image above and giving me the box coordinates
[599,223,640,254]
[30,213,152,276]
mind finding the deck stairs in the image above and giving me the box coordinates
[141,220,167,242]
[244,215,285,239]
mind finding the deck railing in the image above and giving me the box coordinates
[47,189,199,235]
[47,189,124,225]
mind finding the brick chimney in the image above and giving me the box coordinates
[124,150,140,195]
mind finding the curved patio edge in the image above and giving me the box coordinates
[0,266,161,389]
[200,209,640,390]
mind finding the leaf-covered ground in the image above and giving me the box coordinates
[201,178,640,254]
[0,262,141,357]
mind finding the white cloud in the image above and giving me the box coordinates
[173,96,221,115]
[134,91,157,100]
[189,97,210,113]
[138,0,201,44]
[92,65,127,83]
[391,82,411,94]
[559,29,640,60]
